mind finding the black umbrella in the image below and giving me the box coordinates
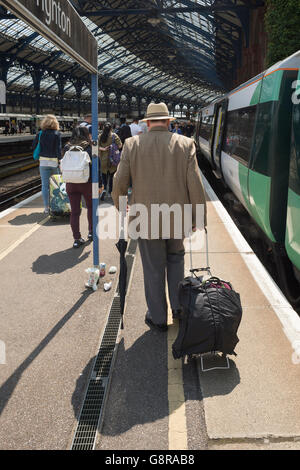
[116,238,128,329]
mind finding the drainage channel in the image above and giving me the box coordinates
[71,239,138,450]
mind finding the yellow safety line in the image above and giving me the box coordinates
[167,299,188,450]
[0,217,48,261]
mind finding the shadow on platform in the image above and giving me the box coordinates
[8,212,47,226]
[72,332,168,436]
[0,290,92,417]
[196,356,240,399]
[32,245,90,274]
[71,331,241,438]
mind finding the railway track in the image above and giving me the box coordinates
[0,178,41,212]
[0,151,32,161]
[0,155,38,178]
[0,155,33,167]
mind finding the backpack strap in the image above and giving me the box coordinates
[69,145,84,151]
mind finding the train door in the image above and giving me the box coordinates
[196,111,201,141]
[195,111,202,152]
[211,99,228,177]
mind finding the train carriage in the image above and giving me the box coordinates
[286,74,300,284]
[197,50,300,307]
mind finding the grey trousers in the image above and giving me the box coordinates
[138,238,185,325]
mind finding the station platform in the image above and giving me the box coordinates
[0,132,72,144]
[1,176,300,451]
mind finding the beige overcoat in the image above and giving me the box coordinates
[112,126,207,239]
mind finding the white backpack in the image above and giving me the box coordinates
[60,146,91,183]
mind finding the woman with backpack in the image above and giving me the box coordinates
[62,126,103,248]
[32,115,62,214]
[99,122,122,201]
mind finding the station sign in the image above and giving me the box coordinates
[0,0,98,73]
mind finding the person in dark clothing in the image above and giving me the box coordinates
[99,122,122,200]
[79,114,92,136]
[32,115,62,213]
[63,126,103,248]
[185,120,195,138]
[4,121,9,135]
[116,117,132,144]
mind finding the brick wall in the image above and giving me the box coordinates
[234,6,267,87]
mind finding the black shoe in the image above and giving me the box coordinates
[73,238,85,248]
[87,232,93,241]
[145,316,168,332]
[172,309,183,320]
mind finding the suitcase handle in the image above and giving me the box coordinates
[189,228,211,276]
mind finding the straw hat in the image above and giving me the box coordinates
[141,102,175,121]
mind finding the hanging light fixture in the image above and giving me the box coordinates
[147,17,161,26]
[167,52,176,60]
[147,9,161,26]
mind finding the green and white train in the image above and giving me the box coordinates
[196,51,300,308]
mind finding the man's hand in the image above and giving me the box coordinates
[99,185,104,194]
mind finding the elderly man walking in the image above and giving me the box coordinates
[112,103,207,332]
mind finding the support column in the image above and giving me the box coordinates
[30,68,43,115]
[137,96,142,118]
[0,59,10,113]
[104,93,110,120]
[56,76,66,116]
[126,94,132,118]
[180,104,183,118]
[91,73,99,268]
[74,80,83,117]
[116,94,121,117]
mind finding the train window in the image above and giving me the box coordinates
[223,106,257,164]
[199,115,214,141]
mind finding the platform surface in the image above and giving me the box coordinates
[0,182,300,450]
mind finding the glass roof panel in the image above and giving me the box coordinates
[0,2,223,102]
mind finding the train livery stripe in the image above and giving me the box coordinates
[229,67,299,98]
[238,161,252,213]
[247,170,275,242]
[286,188,300,270]
[229,69,285,112]
[220,151,246,206]
[220,151,276,242]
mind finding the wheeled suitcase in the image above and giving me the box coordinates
[172,229,243,359]
[49,174,71,218]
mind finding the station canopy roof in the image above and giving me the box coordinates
[0,0,263,105]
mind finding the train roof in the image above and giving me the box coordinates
[199,50,300,112]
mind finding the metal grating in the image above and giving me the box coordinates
[71,239,138,450]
